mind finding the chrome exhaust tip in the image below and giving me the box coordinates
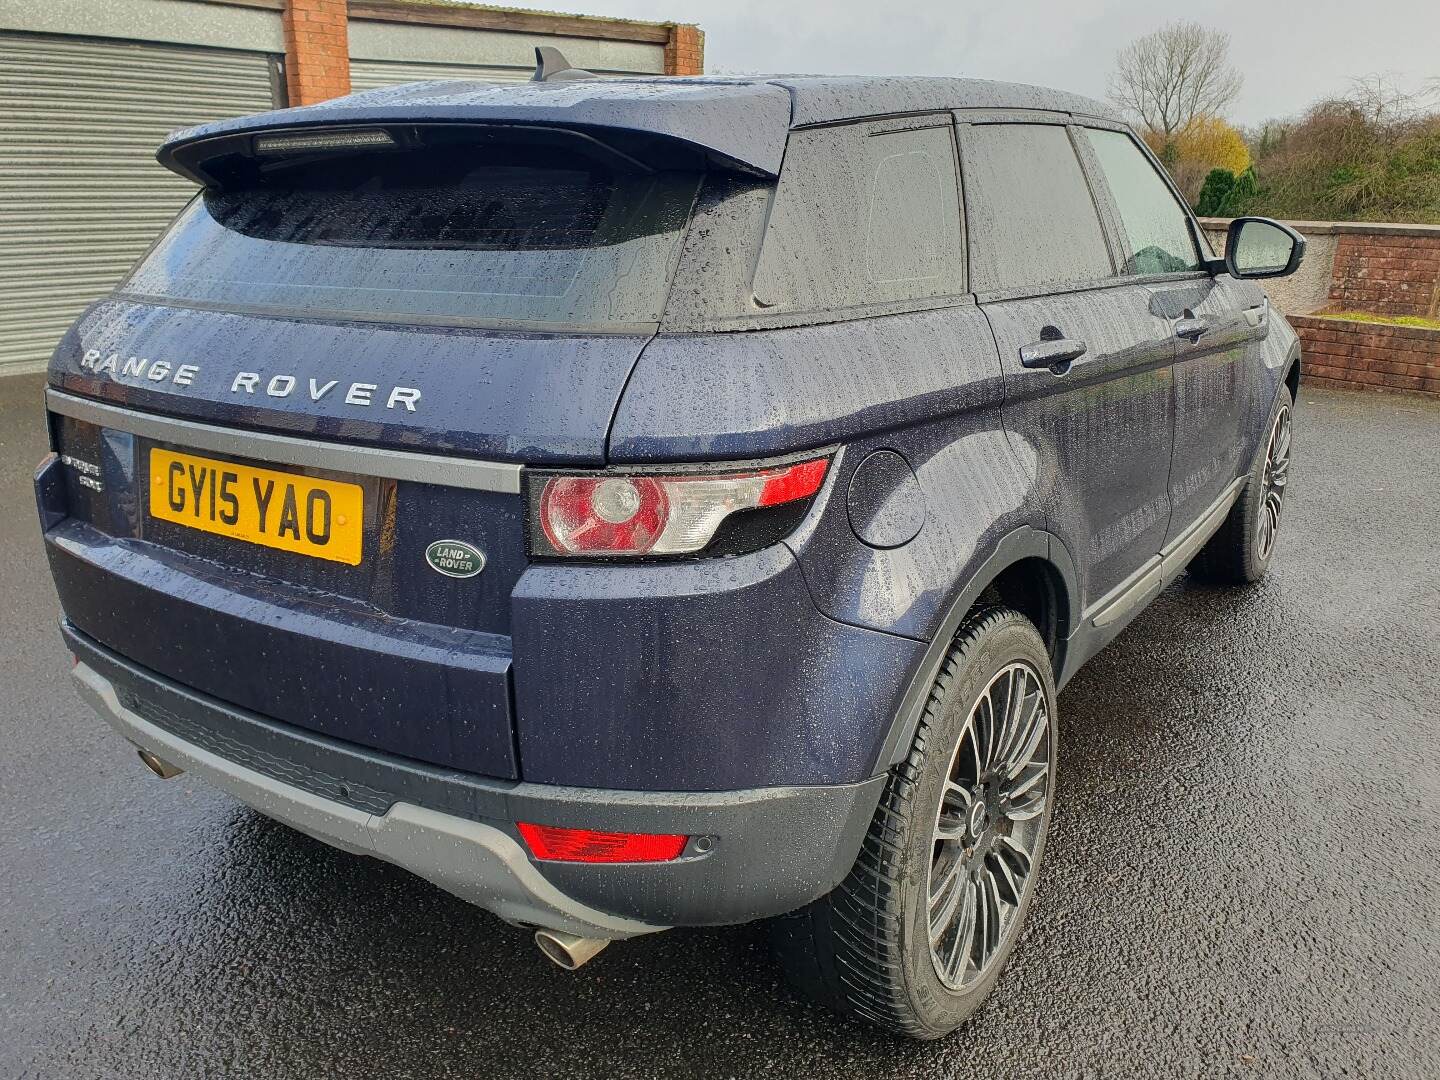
[137,748,184,779]
[534,929,610,970]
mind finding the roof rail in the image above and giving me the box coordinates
[532,46,597,82]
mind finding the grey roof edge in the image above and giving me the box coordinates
[764,75,1120,127]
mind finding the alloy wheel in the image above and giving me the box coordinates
[927,662,1052,991]
[1257,403,1291,561]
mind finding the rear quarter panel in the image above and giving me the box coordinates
[514,302,1045,788]
[608,304,1043,643]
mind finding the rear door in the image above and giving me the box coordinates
[1077,124,1267,540]
[962,118,1176,618]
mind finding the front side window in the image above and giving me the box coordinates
[121,137,700,328]
[960,124,1113,294]
[1082,128,1201,276]
[751,119,964,313]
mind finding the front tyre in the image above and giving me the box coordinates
[770,607,1057,1038]
[1191,388,1293,585]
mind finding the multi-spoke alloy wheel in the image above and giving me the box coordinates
[927,661,1051,990]
[1189,387,1296,585]
[1257,402,1291,561]
[770,607,1056,1038]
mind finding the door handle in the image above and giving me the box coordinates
[1174,317,1211,342]
[1019,338,1087,371]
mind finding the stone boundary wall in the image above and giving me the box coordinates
[1201,218,1440,396]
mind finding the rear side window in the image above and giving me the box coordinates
[120,139,700,328]
[751,119,964,313]
[1082,128,1201,276]
[960,124,1112,294]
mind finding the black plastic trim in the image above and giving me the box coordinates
[874,526,1079,770]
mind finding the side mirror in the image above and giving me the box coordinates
[1224,217,1306,279]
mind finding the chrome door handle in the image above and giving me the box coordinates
[1174,318,1210,342]
[1019,338,1087,371]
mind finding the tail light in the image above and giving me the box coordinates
[529,456,830,558]
[517,823,687,863]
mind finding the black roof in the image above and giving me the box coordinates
[158,74,1120,182]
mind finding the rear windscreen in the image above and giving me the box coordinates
[120,139,701,328]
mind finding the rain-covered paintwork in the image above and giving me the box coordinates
[36,73,1303,928]
[157,75,1118,184]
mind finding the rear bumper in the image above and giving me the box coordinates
[65,623,885,934]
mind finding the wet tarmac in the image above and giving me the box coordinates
[2,373,1437,1079]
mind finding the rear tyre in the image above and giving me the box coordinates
[769,607,1057,1039]
[1190,388,1293,585]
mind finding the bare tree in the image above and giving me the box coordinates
[1109,21,1243,143]
[1346,73,1438,124]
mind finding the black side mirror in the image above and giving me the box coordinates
[1223,217,1306,279]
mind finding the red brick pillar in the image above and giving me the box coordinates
[282,0,350,105]
[664,24,704,76]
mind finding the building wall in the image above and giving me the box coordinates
[664,23,703,76]
[348,18,666,80]
[0,0,701,374]
[0,0,285,53]
[284,0,348,102]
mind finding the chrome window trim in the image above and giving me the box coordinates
[46,389,523,494]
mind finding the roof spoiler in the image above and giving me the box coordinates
[155,80,792,184]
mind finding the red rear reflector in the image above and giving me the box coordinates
[757,457,829,506]
[517,823,688,863]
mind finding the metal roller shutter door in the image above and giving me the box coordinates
[0,32,278,375]
[348,57,530,92]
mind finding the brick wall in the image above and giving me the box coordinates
[1291,315,1440,397]
[283,0,350,105]
[1200,218,1440,396]
[280,4,702,106]
[1329,230,1440,318]
[664,23,704,75]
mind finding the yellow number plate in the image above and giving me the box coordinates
[148,448,363,565]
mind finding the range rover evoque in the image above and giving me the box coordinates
[36,52,1305,1037]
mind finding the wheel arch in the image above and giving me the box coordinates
[871,527,1078,773]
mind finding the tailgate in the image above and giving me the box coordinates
[42,303,654,779]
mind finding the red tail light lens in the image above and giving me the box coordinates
[539,476,670,555]
[532,455,830,557]
[517,823,688,863]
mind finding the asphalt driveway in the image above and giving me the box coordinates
[1,372,1437,1079]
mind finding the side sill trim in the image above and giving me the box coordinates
[46,388,524,494]
[1085,475,1247,629]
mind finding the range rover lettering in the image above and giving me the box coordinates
[36,53,1304,1037]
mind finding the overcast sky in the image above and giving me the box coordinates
[498,0,1439,126]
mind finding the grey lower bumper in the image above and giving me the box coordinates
[65,623,887,933]
[74,662,660,939]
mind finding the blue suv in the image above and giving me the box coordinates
[36,58,1304,1037]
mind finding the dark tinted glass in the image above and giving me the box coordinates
[122,142,700,327]
[961,124,1112,293]
[1083,128,1200,275]
[752,120,964,312]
